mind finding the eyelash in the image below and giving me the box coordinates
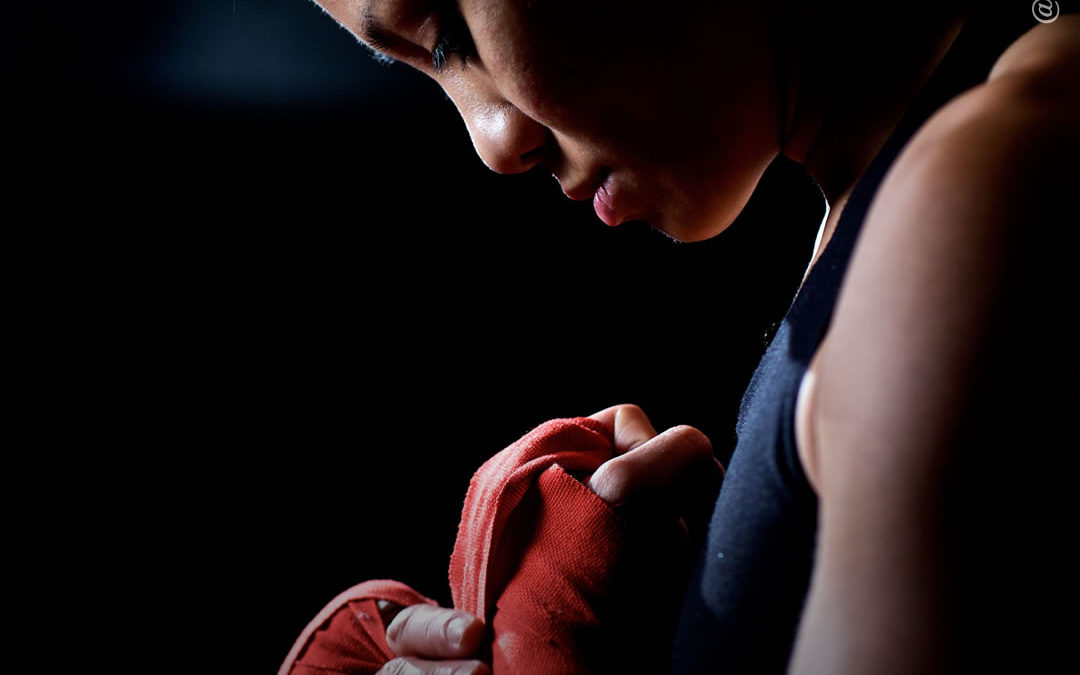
[431,13,476,72]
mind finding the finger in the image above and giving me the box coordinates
[588,403,658,455]
[587,424,719,506]
[377,656,490,675]
[385,605,485,659]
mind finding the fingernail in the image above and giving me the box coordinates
[447,615,470,647]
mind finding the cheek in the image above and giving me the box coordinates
[470,23,568,124]
[665,151,775,242]
[472,0,647,127]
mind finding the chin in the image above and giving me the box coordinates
[652,208,741,243]
[649,175,758,243]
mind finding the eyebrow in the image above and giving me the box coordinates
[357,2,406,63]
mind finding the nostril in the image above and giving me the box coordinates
[519,146,545,168]
[469,101,549,174]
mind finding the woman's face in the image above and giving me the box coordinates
[316,0,782,242]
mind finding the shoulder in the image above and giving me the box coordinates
[788,19,1080,671]
[798,15,1080,492]
[989,12,1080,86]
[884,15,1079,228]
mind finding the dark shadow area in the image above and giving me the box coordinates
[8,1,824,668]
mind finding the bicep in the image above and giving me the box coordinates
[790,81,1078,674]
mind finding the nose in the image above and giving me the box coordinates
[457,99,548,175]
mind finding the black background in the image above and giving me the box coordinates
[7,1,823,668]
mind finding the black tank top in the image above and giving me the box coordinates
[670,9,1043,672]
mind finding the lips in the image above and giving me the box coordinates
[558,168,622,226]
[592,174,618,227]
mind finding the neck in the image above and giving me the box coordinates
[776,1,970,205]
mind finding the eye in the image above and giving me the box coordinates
[431,10,476,72]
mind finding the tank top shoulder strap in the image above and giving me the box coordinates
[783,6,1037,366]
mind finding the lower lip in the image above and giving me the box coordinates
[593,177,618,227]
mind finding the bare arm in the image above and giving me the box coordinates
[790,18,1080,674]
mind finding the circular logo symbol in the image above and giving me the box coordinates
[1032,0,1060,23]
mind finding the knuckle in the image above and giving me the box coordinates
[615,403,651,430]
[425,609,456,646]
[614,404,658,451]
[616,402,646,417]
[667,425,713,456]
[388,604,454,652]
